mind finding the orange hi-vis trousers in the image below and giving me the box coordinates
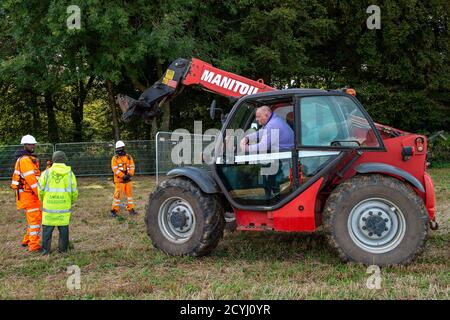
[19,192,42,251]
[111,182,134,212]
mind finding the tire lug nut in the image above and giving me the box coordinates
[378,212,382,216]
[369,211,373,216]
[384,218,388,222]
[362,226,367,230]
[362,217,367,222]
[368,232,373,237]
[385,227,388,231]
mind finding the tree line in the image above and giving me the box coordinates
[0,0,449,145]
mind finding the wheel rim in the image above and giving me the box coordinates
[347,198,406,254]
[158,197,196,244]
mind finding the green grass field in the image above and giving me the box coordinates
[0,169,448,299]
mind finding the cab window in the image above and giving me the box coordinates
[300,96,380,148]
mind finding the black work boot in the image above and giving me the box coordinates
[128,209,137,215]
[111,210,118,218]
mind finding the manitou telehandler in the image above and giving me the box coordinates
[118,58,438,265]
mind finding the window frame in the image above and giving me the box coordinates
[297,93,386,152]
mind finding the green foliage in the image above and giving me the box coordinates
[0,0,449,144]
[429,133,450,167]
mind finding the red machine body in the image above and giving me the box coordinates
[179,59,436,233]
[119,57,437,233]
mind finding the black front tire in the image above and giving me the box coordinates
[146,177,225,256]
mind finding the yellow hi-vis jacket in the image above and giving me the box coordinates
[38,163,78,226]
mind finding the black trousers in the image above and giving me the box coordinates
[41,225,69,253]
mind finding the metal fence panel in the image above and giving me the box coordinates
[54,142,114,176]
[0,144,54,180]
[156,131,217,183]
[54,140,156,177]
[0,134,217,180]
[123,140,156,175]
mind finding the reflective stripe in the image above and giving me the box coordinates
[127,202,134,204]
[18,189,24,194]
[43,208,71,213]
[29,224,40,229]
[11,181,19,186]
[30,183,38,189]
[26,208,40,213]
[68,172,72,192]
[112,166,118,169]
[115,171,121,175]
[29,231,39,236]
[46,188,72,192]
[44,169,50,191]
[22,170,35,177]
[14,170,20,175]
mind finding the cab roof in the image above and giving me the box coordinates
[238,88,338,104]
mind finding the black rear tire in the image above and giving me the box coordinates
[324,174,429,266]
[146,177,225,256]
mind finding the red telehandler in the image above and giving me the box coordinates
[118,57,438,265]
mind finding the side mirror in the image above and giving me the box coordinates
[208,99,224,121]
[209,100,217,120]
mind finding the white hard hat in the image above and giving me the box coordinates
[21,135,37,145]
[115,140,125,149]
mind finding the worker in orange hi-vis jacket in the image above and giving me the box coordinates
[111,141,137,217]
[10,135,42,252]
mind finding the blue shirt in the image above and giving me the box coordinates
[246,112,294,153]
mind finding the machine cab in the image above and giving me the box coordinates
[213,89,384,211]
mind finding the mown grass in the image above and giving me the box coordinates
[0,170,448,300]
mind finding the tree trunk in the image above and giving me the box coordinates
[71,94,83,142]
[44,92,59,142]
[106,80,120,141]
[26,93,40,134]
[71,76,95,142]
[160,101,171,132]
